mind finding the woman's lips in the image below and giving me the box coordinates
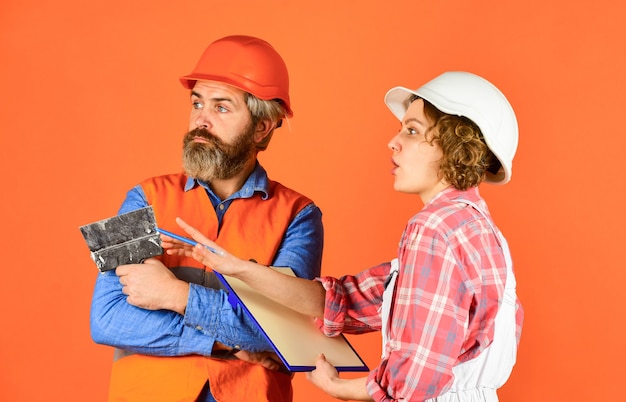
[391,159,399,174]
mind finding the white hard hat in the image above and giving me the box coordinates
[384,71,518,184]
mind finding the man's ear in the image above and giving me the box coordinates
[254,120,275,143]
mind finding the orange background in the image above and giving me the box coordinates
[1,0,624,401]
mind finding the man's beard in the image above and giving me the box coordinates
[182,124,256,182]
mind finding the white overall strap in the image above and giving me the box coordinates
[427,199,518,401]
[380,258,399,358]
[457,200,515,290]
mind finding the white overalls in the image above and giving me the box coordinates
[381,200,519,401]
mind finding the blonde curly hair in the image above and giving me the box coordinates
[412,95,501,190]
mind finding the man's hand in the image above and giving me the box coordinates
[234,349,290,374]
[116,258,189,314]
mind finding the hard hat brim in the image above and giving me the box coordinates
[179,74,294,118]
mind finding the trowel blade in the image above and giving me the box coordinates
[79,206,163,272]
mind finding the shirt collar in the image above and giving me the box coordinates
[183,162,270,201]
[426,185,482,208]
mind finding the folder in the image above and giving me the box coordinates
[79,207,368,373]
[215,268,369,372]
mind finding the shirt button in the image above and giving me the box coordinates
[195,325,203,331]
[219,204,225,210]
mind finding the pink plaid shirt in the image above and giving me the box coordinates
[318,187,523,401]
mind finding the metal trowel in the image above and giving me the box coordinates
[79,206,162,272]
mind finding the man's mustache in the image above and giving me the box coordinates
[185,127,223,145]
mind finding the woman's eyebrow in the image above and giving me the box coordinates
[403,117,427,127]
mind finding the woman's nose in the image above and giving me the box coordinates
[388,134,400,152]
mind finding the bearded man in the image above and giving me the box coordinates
[89,36,323,402]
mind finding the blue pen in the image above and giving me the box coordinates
[156,227,225,256]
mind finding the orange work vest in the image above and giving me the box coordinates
[108,172,313,402]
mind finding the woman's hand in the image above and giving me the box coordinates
[306,354,372,401]
[171,217,248,277]
[159,233,195,256]
[306,353,340,395]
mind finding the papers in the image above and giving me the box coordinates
[215,268,369,372]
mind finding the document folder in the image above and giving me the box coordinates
[215,268,369,372]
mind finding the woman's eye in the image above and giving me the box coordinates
[407,128,418,135]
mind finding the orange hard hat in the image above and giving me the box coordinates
[180,35,293,117]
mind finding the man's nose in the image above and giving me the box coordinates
[194,109,213,129]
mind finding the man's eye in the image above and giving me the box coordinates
[217,105,228,113]
[192,101,203,110]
